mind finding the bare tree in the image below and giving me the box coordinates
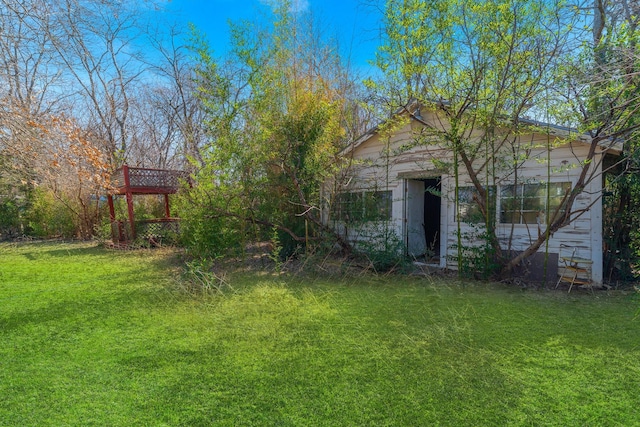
[43,0,150,167]
[0,0,60,233]
[145,24,207,168]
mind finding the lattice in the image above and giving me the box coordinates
[136,219,180,240]
[128,168,189,189]
[111,166,189,192]
[112,169,126,188]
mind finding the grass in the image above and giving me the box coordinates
[1,241,639,426]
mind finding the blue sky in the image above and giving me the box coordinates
[166,0,382,73]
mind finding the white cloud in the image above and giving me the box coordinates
[259,0,310,14]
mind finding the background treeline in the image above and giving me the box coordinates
[0,0,206,239]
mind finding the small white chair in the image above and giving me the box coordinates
[555,245,593,293]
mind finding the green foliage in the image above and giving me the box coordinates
[0,195,25,239]
[357,228,409,273]
[174,178,245,258]
[603,167,640,281]
[0,176,32,239]
[0,186,98,240]
[184,6,352,257]
[25,188,77,239]
[346,219,410,273]
[268,226,284,272]
[592,5,640,282]
[449,228,501,280]
[374,0,564,112]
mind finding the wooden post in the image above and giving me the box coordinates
[164,194,171,218]
[123,165,136,240]
[107,194,117,242]
[126,192,135,240]
[107,195,116,223]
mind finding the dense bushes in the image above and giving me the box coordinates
[25,189,78,239]
[0,187,107,241]
[174,177,246,258]
[0,194,26,239]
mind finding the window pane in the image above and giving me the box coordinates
[522,197,541,211]
[523,184,543,198]
[500,182,571,224]
[550,182,571,197]
[500,210,517,223]
[500,185,519,224]
[364,190,392,221]
[547,182,571,221]
[522,211,540,224]
[457,186,495,224]
[332,192,362,222]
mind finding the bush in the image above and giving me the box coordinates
[174,188,245,258]
[0,195,25,239]
[25,189,77,239]
[355,226,409,273]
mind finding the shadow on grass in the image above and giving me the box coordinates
[0,282,160,334]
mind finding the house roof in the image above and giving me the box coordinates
[344,101,623,156]
[342,102,431,156]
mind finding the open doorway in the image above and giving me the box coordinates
[405,178,441,262]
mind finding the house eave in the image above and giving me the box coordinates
[340,100,431,157]
[343,105,625,158]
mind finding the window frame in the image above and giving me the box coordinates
[499,181,571,225]
[456,185,496,224]
[332,189,392,223]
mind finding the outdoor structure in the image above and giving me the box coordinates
[327,104,621,286]
[106,165,189,244]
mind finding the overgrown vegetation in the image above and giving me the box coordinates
[175,4,365,260]
[1,241,639,425]
[1,0,640,285]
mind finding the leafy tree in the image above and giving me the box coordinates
[588,0,640,280]
[371,0,637,279]
[180,1,359,257]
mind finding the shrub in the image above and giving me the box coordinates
[25,188,77,238]
[174,188,245,258]
[355,226,409,273]
[0,195,25,239]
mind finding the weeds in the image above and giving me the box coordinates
[268,226,283,273]
[178,258,232,295]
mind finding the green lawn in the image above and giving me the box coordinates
[1,241,639,426]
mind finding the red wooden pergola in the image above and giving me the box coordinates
[106,165,189,243]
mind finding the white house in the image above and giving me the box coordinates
[327,104,621,285]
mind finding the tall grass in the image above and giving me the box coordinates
[1,241,639,425]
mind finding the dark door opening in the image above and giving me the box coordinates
[405,177,441,262]
[423,178,441,259]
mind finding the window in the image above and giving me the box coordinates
[332,192,362,223]
[457,186,496,224]
[364,190,392,221]
[500,182,571,224]
[333,190,392,223]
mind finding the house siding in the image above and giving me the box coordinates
[336,112,607,284]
